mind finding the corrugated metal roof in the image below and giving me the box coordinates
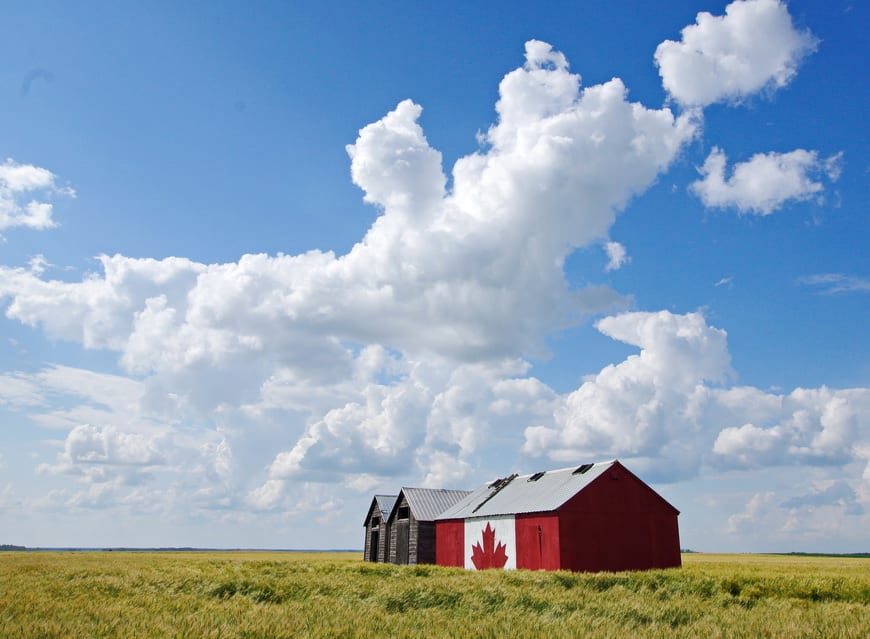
[401,488,473,522]
[363,494,398,526]
[436,461,616,520]
[375,494,397,519]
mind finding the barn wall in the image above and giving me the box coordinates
[515,514,560,570]
[390,518,411,564]
[363,501,376,562]
[416,521,436,564]
[375,521,389,562]
[388,497,402,564]
[435,520,464,567]
[557,464,680,572]
[381,520,391,562]
[389,493,416,565]
[364,511,389,562]
[408,517,420,565]
[363,523,373,562]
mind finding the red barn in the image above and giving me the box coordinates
[435,460,680,572]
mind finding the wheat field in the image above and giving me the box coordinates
[1,551,867,638]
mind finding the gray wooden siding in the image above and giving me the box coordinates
[364,512,390,562]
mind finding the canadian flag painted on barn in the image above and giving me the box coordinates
[465,516,516,570]
[436,460,682,573]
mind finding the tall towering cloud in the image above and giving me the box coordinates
[0,40,694,386]
[0,40,699,509]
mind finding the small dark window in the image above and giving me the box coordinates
[528,471,545,482]
[371,516,380,528]
[397,506,410,520]
[573,463,594,475]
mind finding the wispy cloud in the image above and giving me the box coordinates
[799,273,870,294]
[604,241,630,272]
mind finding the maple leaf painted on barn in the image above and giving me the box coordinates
[471,522,508,569]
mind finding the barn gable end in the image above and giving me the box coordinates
[555,461,681,572]
[363,494,397,563]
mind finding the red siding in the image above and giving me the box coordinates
[557,463,681,572]
[515,514,560,570]
[435,520,464,567]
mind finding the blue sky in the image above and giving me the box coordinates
[0,0,867,552]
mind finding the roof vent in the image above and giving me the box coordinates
[474,473,518,513]
[573,463,594,475]
[528,471,545,482]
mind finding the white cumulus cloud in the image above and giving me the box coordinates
[0,41,695,372]
[655,0,817,106]
[691,147,841,214]
[0,41,697,493]
[254,355,556,504]
[0,158,74,232]
[524,311,733,481]
[524,310,870,485]
[713,388,870,467]
[0,30,864,545]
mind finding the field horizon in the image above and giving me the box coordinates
[2,550,867,638]
[3,543,869,557]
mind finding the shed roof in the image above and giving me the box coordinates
[363,494,397,526]
[436,461,617,520]
[396,487,472,522]
[375,494,397,519]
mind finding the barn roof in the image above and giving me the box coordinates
[435,461,618,520]
[396,488,473,522]
[362,494,397,526]
[375,494,397,519]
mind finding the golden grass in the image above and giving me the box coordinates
[0,551,867,638]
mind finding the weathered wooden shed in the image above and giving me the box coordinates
[386,488,471,565]
[363,494,397,563]
[435,460,681,572]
